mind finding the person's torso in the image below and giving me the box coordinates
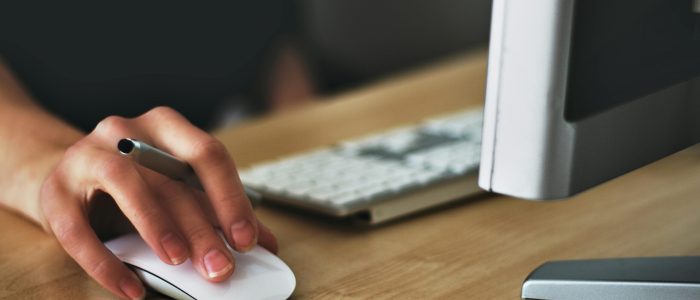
[0,1,293,130]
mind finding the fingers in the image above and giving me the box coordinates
[91,148,191,265]
[134,106,259,252]
[41,174,145,300]
[150,175,236,281]
[256,220,279,254]
[39,108,279,300]
[65,144,190,266]
[188,187,278,254]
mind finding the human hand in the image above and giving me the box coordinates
[39,106,277,300]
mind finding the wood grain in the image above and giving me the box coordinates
[2,49,700,299]
[213,50,488,168]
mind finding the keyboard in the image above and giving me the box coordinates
[239,108,484,224]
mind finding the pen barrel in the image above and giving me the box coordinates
[119,138,261,206]
[125,140,204,190]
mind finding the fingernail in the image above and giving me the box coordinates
[203,249,233,278]
[161,232,188,265]
[231,220,256,252]
[120,273,145,300]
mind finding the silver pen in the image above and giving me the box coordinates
[117,138,261,206]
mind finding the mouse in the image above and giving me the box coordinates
[104,233,296,300]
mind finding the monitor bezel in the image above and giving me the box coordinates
[479,0,699,199]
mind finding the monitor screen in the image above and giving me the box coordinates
[565,0,700,121]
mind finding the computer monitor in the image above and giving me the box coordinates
[479,0,700,298]
[479,0,700,199]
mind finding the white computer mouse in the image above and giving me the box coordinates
[105,233,296,300]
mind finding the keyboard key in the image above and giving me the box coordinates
[237,108,483,211]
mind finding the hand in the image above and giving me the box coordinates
[39,106,277,300]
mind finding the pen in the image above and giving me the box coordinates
[117,138,261,206]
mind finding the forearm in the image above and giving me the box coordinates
[0,60,83,227]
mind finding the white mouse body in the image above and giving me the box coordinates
[105,233,295,300]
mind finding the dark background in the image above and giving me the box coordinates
[565,0,700,121]
[0,0,492,131]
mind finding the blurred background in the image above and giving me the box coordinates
[0,0,491,130]
[254,0,492,125]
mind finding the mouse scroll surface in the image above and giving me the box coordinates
[105,234,296,300]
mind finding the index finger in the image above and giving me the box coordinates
[134,106,259,252]
[41,176,145,300]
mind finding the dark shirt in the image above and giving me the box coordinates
[0,1,294,131]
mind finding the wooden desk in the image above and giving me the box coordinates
[3,50,700,299]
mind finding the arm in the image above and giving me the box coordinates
[0,60,82,226]
[0,60,277,300]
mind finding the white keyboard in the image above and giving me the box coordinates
[239,108,484,224]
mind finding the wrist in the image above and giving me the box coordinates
[0,117,83,228]
[0,61,86,229]
[4,144,70,229]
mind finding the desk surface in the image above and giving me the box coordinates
[3,50,700,299]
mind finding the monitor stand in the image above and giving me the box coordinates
[522,256,700,300]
